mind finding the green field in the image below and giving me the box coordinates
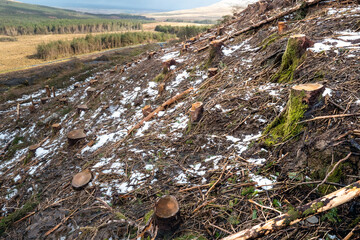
[0,0,153,35]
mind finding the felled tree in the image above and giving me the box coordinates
[271,34,314,83]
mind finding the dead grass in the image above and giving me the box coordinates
[0,22,201,73]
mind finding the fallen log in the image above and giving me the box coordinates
[222,180,360,240]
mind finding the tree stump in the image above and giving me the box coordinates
[154,195,181,232]
[208,68,218,77]
[162,59,177,70]
[59,98,68,105]
[148,51,156,59]
[86,87,96,97]
[264,83,324,146]
[74,83,82,89]
[52,123,61,134]
[209,35,216,42]
[278,21,287,34]
[67,129,86,145]
[28,144,39,153]
[41,97,49,104]
[89,79,98,86]
[217,27,225,36]
[158,83,165,96]
[72,169,92,190]
[45,85,51,98]
[142,105,153,118]
[29,104,36,113]
[189,102,204,122]
[77,104,88,114]
[291,83,325,105]
[272,34,314,83]
[209,40,224,62]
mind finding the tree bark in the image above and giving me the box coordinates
[222,180,360,240]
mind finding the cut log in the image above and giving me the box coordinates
[291,83,325,105]
[41,97,49,104]
[77,104,88,114]
[278,21,287,34]
[142,105,153,118]
[209,35,216,42]
[208,68,218,77]
[89,79,98,86]
[272,34,314,83]
[189,102,204,123]
[51,86,56,98]
[72,169,92,190]
[222,180,360,240]
[154,195,181,232]
[87,87,96,97]
[45,85,51,98]
[67,129,86,145]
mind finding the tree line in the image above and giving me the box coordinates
[36,32,175,60]
[154,25,210,40]
[0,19,144,36]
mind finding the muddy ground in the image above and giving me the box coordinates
[0,0,360,239]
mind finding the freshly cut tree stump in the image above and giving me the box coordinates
[89,79,98,86]
[71,169,92,190]
[59,98,68,105]
[272,34,314,83]
[291,83,325,105]
[278,21,287,34]
[67,129,86,145]
[154,195,181,232]
[41,97,49,104]
[209,40,224,59]
[208,68,218,77]
[77,104,88,114]
[148,51,156,59]
[189,102,204,122]
[86,87,96,97]
[45,85,51,98]
[28,144,40,153]
[52,123,61,133]
[162,59,177,69]
[188,37,197,43]
[142,105,153,118]
[209,35,216,42]
[217,26,225,36]
[158,83,165,96]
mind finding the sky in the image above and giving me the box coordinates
[19,0,222,12]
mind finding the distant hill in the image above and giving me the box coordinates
[145,0,258,22]
[0,0,153,35]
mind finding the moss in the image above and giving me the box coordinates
[0,194,40,235]
[114,212,127,220]
[144,210,154,223]
[153,73,164,82]
[318,162,349,195]
[303,202,324,217]
[241,186,255,196]
[321,208,340,223]
[271,36,307,83]
[264,94,308,146]
[261,33,281,50]
[284,207,301,225]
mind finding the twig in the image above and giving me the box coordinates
[205,162,228,197]
[248,199,283,214]
[298,113,360,123]
[192,198,217,215]
[302,152,352,202]
[343,223,360,240]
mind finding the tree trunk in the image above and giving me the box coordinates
[189,102,204,122]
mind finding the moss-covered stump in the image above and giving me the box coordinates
[271,34,314,83]
[264,83,324,146]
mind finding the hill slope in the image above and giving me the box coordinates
[0,0,360,239]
